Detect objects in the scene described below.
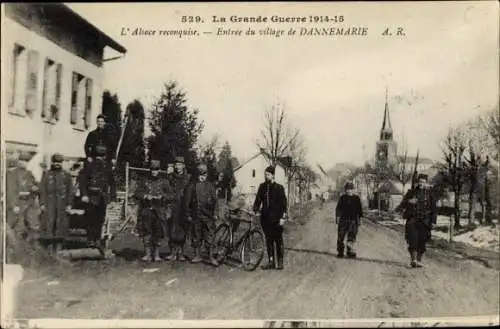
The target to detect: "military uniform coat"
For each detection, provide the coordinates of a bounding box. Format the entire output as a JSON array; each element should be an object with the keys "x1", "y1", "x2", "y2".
[
  {"x1": 167, "y1": 172, "x2": 191, "y2": 245},
  {"x1": 39, "y1": 169, "x2": 74, "y2": 239},
  {"x1": 253, "y1": 181, "x2": 287, "y2": 238},
  {"x1": 6, "y1": 167, "x2": 38, "y2": 232},
  {"x1": 135, "y1": 174, "x2": 174, "y2": 239},
  {"x1": 79, "y1": 158, "x2": 116, "y2": 205}
]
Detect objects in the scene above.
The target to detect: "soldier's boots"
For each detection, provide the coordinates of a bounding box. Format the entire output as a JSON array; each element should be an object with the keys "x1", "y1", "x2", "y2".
[
  {"x1": 141, "y1": 247, "x2": 152, "y2": 262},
  {"x1": 166, "y1": 246, "x2": 178, "y2": 261},
  {"x1": 177, "y1": 247, "x2": 187, "y2": 262},
  {"x1": 276, "y1": 257, "x2": 284, "y2": 270},
  {"x1": 191, "y1": 247, "x2": 203, "y2": 263},
  {"x1": 153, "y1": 248, "x2": 163, "y2": 262},
  {"x1": 261, "y1": 257, "x2": 275, "y2": 270},
  {"x1": 416, "y1": 252, "x2": 424, "y2": 268},
  {"x1": 337, "y1": 249, "x2": 344, "y2": 258},
  {"x1": 208, "y1": 247, "x2": 219, "y2": 267},
  {"x1": 346, "y1": 242, "x2": 357, "y2": 258}
]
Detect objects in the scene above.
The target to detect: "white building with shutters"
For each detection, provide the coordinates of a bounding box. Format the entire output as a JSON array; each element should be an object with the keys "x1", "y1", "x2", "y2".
[{"x1": 2, "y1": 3, "x2": 126, "y2": 180}]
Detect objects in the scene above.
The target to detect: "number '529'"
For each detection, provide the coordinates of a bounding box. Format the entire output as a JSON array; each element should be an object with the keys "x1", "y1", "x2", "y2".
[{"x1": 181, "y1": 16, "x2": 203, "y2": 23}]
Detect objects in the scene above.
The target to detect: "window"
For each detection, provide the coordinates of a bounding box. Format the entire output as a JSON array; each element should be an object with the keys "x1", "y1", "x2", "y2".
[
  {"x1": 9, "y1": 43, "x2": 28, "y2": 114},
  {"x1": 252, "y1": 169, "x2": 256, "y2": 178},
  {"x1": 25, "y1": 49, "x2": 40, "y2": 115},
  {"x1": 71, "y1": 72, "x2": 93, "y2": 129},
  {"x1": 42, "y1": 58, "x2": 62, "y2": 122}
]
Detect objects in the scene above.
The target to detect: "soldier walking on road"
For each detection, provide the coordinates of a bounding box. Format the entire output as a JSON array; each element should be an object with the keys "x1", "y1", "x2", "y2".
[
  {"x1": 5, "y1": 152, "x2": 39, "y2": 249},
  {"x1": 79, "y1": 145, "x2": 116, "y2": 249},
  {"x1": 39, "y1": 153, "x2": 74, "y2": 254},
  {"x1": 186, "y1": 164, "x2": 219, "y2": 266},
  {"x1": 135, "y1": 160, "x2": 174, "y2": 262},
  {"x1": 335, "y1": 182, "x2": 363, "y2": 258},
  {"x1": 253, "y1": 166, "x2": 288, "y2": 270},
  {"x1": 395, "y1": 173, "x2": 437, "y2": 268},
  {"x1": 166, "y1": 156, "x2": 191, "y2": 261}
]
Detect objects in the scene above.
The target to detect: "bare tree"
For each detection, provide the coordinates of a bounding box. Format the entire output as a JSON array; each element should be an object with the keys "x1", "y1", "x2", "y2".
[
  {"x1": 258, "y1": 101, "x2": 306, "y2": 212},
  {"x1": 392, "y1": 144, "x2": 413, "y2": 195},
  {"x1": 258, "y1": 102, "x2": 301, "y2": 166},
  {"x1": 441, "y1": 127, "x2": 467, "y2": 229},
  {"x1": 480, "y1": 106, "x2": 500, "y2": 164}
]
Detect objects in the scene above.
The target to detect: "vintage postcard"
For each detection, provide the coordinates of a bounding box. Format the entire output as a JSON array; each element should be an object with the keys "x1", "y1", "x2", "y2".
[{"x1": 1, "y1": 1, "x2": 499, "y2": 328}]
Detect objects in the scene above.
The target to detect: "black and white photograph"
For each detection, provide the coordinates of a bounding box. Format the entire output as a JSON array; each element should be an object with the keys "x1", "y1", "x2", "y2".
[{"x1": 1, "y1": 2, "x2": 499, "y2": 328}]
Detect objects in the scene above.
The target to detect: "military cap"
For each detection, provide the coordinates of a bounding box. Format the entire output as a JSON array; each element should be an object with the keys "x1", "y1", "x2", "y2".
[
  {"x1": 417, "y1": 173, "x2": 428, "y2": 180},
  {"x1": 174, "y1": 156, "x2": 185, "y2": 164},
  {"x1": 344, "y1": 182, "x2": 354, "y2": 190},
  {"x1": 265, "y1": 166, "x2": 275, "y2": 176},
  {"x1": 51, "y1": 153, "x2": 64, "y2": 163},
  {"x1": 18, "y1": 152, "x2": 32, "y2": 161}
]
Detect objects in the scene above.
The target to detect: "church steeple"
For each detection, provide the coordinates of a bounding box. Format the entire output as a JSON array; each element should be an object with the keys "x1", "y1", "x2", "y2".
[{"x1": 380, "y1": 87, "x2": 393, "y2": 141}]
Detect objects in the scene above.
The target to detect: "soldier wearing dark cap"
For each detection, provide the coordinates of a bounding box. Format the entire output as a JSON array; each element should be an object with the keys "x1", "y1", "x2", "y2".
[
  {"x1": 166, "y1": 156, "x2": 191, "y2": 261},
  {"x1": 253, "y1": 166, "x2": 288, "y2": 270},
  {"x1": 38, "y1": 153, "x2": 74, "y2": 254},
  {"x1": 5, "y1": 152, "x2": 39, "y2": 248},
  {"x1": 84, "y1": 114, "x2": 118, "y2": 165},
  {"x1": 186, "y1": 163, "x2": 219, "y2": 265},
  {"x1": 134, "y1": 160, "x2": 174, "y2": 262},
  {"x1": 335, "y1": 182, "x2": 363, "y2": 258},
  {"x1": 79, "y1": 144, "x2": 116, "y2": 248},
  {"x1": 395, "y1": 173, "x2": 437, "y2": 268}
]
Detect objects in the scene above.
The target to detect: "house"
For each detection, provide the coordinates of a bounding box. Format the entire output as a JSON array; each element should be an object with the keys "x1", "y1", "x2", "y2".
[
  {"x1": 2, "y1": 3, "x2": 127, "y2": 180},
  {"x1": 233, "y1": 148, "x2": 288, "y2": 208}
]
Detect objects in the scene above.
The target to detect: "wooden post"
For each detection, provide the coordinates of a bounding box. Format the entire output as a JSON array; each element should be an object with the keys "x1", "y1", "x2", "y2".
[{"x1": 125, "y1": 161, "x2": 129, "y2": 223}]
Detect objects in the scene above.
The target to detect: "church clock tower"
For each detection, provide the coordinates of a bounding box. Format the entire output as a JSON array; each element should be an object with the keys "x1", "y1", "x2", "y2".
[{"x1": 376, "y1": 89, "x2": 398, "y2": 169}]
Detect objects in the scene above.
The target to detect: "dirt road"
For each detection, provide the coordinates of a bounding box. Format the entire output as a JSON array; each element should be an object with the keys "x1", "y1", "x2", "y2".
[{"x1": 16, "y1": 202, "x2": 499, "y2": 319}]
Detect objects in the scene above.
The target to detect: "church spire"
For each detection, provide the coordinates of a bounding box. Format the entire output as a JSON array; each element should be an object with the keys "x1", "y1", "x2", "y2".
[{"x1": 380, "y1": 87, "x2": 393, "y2": 140}]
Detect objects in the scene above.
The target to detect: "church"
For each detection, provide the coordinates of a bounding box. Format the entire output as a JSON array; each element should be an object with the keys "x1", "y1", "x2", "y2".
[{"x1": 367, "y1": 90, "x2": 437, "y2": 210}]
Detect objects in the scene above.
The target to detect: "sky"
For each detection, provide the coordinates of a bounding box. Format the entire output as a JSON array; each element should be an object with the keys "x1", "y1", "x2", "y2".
[{"x1": 67, "y1": 2, "x2": 498, "y2": 168}]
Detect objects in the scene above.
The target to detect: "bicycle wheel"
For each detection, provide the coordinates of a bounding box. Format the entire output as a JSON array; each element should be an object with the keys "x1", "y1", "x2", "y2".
[
  {"x1": 213, "y1": 223, "x2": 231, "y2": 263},
  {"x1": 240, "y1": 229, "x2": 265, "y2": 271}
]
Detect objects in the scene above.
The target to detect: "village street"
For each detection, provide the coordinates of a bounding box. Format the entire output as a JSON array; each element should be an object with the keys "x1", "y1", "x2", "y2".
[{"x1": 15, "y1": 202, "x2": 499, "y2": 320}]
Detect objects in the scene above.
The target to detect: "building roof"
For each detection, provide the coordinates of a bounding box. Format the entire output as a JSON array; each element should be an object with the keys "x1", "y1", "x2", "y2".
[
  {"x1": 6, "y1": 3, "x2": 127, "y2": 54},
  {"x1": 234, "y1": 148, "x2": 290, "y2": 172},
  {"x1": 398, "y1": 155, "x2": 435, "y2": 165},
  {"x1": 58, "y1": 4, "x2": 127, "y2": 54}
]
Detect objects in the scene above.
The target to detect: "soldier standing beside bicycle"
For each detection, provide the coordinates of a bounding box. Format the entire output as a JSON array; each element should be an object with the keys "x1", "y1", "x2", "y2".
[
  {"x1": 253, "y1": 166, "x2": 287, "y2": 270},
  {"x1": 135, "y1": 160, "x2": 174, "y2": 262},
  {"x1": 186, "y1": 163, "x2": 219, "y2": 266}
]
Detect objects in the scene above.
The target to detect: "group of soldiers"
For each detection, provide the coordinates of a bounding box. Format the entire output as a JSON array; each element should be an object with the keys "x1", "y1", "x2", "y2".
[{"x1": 334, "y1": 173, "x2": 437, "y2": 268}]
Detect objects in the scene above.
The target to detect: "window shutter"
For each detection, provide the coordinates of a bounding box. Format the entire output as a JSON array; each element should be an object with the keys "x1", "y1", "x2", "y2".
[
  {"x1": 70, "y1": 72, "x2": 78, "y2": 124},
  {"x1": 84, "y1": 78, "x2": 93, "y2": 129},
  {"x1": 54, "y1": 64, "x2": 62, "y2": 120},
  {"x1": 25, "y1": 50, "x2": 39, "y2": 114},
  {"x1": 41, "y1": 58, "x2": 50, "y2": 119}
]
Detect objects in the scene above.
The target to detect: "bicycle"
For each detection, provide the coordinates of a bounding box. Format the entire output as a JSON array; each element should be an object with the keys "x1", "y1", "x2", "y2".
[{"x1": 213, "y1": 208, "x2": 265, "y2": 271}]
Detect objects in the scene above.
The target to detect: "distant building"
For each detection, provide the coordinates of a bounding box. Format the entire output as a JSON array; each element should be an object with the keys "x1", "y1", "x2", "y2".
[
  {"x1": 3, "y1": 3, "x2": 126, "y2": 180},
  {"x1": 375, "y1": 91, "x2": 398, "y2": 170},
  {"x1": 233, "y1": 148, "x2": 288, "y2": 208}
]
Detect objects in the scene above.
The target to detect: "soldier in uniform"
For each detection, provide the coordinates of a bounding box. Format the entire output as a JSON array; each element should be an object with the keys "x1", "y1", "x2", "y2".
[
  {"x1": 5, "y1": 152, "x2": 39, "y2": 248},
  {"x1": 79, "y1": 144, "x2": 116, "y2": 248},
  {"x1": 134, "y1": 160, "x2": 174, "y2": 262},
  {"x1": 395, "y1": 173, "x2": 437, "y2": 268},
  {"x1": 39, "y1": 153, "x2": 74, "y2": 254},
  {"x1": 253, "y1": 166, "x2": 288, "y2": 270},
  {"x1": 166, "y1": 156, "x2": 191, "y2": 261},
  {"x1": 84, "y1": 114, "x2": 118, "y2": 166},
  {"x1": 186, "y1": 163, "x2": 219, "y2": 265},
  {"x1": 335, "y1": 182, "x2": 363, "y2": 258}
]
